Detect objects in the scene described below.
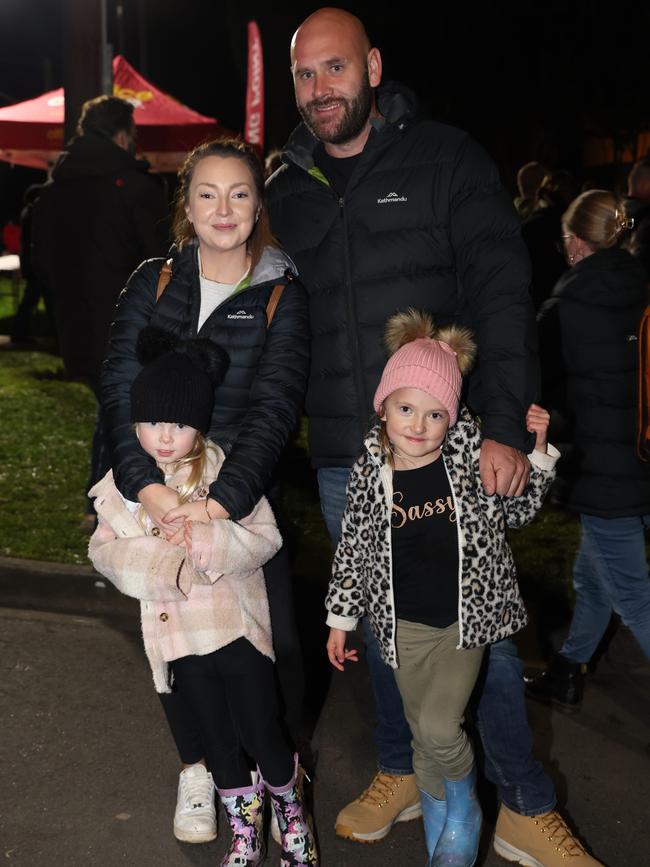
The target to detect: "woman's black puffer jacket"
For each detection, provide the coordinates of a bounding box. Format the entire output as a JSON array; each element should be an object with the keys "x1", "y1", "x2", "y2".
[
  {"x1": 538, "y1": 247, "x2": 649, "y2": 517},
  {"x1": 102, "y1": 243, "x2": 309, "y2": 521}
]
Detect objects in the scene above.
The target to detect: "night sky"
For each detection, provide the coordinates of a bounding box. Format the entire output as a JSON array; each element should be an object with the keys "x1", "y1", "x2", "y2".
[{"x1": 1, "y1": 0, "x2": 649, "y2": 220}]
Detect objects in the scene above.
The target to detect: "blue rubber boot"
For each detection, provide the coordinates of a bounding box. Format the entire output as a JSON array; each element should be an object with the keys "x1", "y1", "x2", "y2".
[
  {"x1": 420, "y1": 789, "x2": 447, "y2": 866},
  {"x1": 431, "y1": 767, "x2": 482, "y2": 867}
]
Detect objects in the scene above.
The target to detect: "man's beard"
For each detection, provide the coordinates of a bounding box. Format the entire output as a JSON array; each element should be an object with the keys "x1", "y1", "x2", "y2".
[{"x1": 298, "y1": 70, "x2": 373, "y2": 145}]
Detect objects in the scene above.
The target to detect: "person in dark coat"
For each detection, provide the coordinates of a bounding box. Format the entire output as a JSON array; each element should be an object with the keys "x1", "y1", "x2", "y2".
[
  {"x1": 521, "y1": 170, "x2": 578, "y2": 311},
  {"x1": 266, "y1": 8, "x2": 602, "y2": 867},
  {"x1": 529, "y1": 190, "x2": 650, "y2": 710},
  {"x1": 10, "y1": 184, "x2": 54, "y2": 345},
  {"x1": 102, "y1": 137, "x2": 309, "y2": 847},
  {"x1": 33, "y1": 95, "x2": 169, "y2": 381},
  {"x1": 32, "y1": 95, "x2": 170, "y2": 523},
  {"x1": 624, "y1": 157, "x2": 650, "y2": 281}
]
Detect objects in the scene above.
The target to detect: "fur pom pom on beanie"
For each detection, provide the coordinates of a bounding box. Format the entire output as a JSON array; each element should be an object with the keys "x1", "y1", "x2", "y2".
[{"x1": 373, "y1": 308, "x2": 476, "y2": 426}]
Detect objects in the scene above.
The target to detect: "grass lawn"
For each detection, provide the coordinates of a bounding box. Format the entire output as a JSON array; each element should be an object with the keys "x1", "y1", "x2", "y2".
[{"x1": 0, "y1": 350, "x2": 95, "y2": 563}]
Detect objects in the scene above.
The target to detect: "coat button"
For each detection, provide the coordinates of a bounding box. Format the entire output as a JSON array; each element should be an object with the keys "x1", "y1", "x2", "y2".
[
  {"x1": 198, "y1": 488, "x2": 208, "y2": 497},
  {"x1": 152, "y1": 527, "x2": 161, "y2": 537},
  {"x1": 159, "y1": 612, "x2": 168, "y2": 622}
]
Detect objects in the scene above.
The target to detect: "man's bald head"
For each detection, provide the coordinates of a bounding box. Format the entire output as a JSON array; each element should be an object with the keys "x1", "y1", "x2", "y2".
[
  {"x1": 290, "y1": 7, "x2": 382, "y2": 155},
  {"x1": 291, "y1": 8, "x2": 370, "y2": 64}
]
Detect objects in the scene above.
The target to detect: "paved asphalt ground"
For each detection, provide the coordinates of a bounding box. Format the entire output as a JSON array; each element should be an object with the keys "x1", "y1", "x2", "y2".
[{"x1": 1, "y1": 556, "x2": 649, "y2": 867}]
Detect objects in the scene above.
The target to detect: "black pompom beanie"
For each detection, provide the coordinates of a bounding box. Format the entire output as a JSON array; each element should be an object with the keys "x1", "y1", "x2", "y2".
[
  {"x1": 130, "y1": 352, "x2": 215, "y2": 433},
  {"x1": 130, "y1": 327, "x2": 229, "y2": 434}
]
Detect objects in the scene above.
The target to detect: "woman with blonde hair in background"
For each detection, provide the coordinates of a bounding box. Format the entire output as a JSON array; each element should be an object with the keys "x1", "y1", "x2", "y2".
[{"x1": 529, "y1": 190, "x2": 650, "y2": 710}]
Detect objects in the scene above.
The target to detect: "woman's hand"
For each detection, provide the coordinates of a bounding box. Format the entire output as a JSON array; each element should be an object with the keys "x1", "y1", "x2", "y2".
[
  {"x1": 164, "y1": 500, "x2": 210, "y2": 526},
  {"x1": 138, "y1": 484, "x2": 183, "y2": 538},
  {"x1": 327, "y1": 628, "x2": 359, "y2": 672},
  {"x1": 526, "y1": 403, "x2": 550, "y2": 454},
  {"x1": 164, "y1": 498, "x2": 231, "y2": 531}
]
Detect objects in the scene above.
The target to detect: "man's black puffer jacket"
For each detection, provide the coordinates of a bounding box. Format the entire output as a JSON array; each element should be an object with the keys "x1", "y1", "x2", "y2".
[
  {"x1": 538, "y1": 247, "x2": 650, "y2": 517},
  {"x1": 102, "y1": 244, "x2": 309, "y2": 521},
  {"x1": 267, "y1": 82, "x2": 538, "y2": 467}
]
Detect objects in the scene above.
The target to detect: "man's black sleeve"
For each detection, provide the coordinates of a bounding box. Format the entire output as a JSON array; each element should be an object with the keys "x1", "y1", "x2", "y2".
[{"x1": 448, "y1": 134, "x2": 539, "y2": 452}]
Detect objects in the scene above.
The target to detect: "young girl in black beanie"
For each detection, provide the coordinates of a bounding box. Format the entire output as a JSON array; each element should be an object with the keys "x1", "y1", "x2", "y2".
[{"x1": 89, "y1": 327, "x2": 317, "y2": 867}]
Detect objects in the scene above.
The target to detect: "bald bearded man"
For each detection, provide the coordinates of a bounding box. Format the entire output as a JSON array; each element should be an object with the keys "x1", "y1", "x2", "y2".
[{"x1": 267, "y1": 8, "x2": 603, "y2": 867}]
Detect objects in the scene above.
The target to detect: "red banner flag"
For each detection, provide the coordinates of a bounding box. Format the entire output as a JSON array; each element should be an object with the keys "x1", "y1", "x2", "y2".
[{"x1": 244, "y1": 21, "x2": 264, "y2": 151}]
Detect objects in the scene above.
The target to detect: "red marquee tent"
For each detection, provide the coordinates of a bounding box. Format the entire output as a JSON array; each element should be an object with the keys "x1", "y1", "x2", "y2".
[{"x1": 0, "y1": 55, "x2": 228, "y2": 172}]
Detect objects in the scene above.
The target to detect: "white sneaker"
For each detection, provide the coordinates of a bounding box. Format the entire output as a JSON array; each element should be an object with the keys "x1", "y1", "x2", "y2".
[{"x1": 173, "y1": 764, "x2": 217, "y2": 844}]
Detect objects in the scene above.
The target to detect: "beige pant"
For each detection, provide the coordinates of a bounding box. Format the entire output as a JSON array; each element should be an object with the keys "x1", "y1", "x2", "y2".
[{"x1": 394, "y1": 619, "x2": 484, "y2": 799}]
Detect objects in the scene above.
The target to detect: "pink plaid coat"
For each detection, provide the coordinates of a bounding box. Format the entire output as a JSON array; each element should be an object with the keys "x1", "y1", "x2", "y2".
[{"x1": 88, "y1": 444, "x2": 281, "y2": 692}]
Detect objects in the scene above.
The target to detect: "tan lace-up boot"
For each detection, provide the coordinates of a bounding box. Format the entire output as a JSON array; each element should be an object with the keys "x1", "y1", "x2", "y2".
[
  {"x1": 335, "y1": 772, "x2": 422, "y2": 843},
  {"x1": 494, "y1": 805, "x2": 604, "y2": 865}
]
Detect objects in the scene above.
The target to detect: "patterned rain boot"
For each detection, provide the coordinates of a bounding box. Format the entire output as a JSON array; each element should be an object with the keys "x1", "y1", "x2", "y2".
[
  {"x1": 263, "y1": 755, "x2": 318, "y2": 866},
  {"x1": 432, "y1": 766, "x2": 482, "y2": 867},
  {"x1": 420, "y1": 789, "x2": 447, "y2": 866},
  {"x1": 217, "y1": 772, "x2": 266, "y2": 867}
]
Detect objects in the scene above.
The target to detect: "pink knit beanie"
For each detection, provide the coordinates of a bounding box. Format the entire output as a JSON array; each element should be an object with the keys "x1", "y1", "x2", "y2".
[{"x1": 373, "y1": 336, "x2": 463, "y2": 426}]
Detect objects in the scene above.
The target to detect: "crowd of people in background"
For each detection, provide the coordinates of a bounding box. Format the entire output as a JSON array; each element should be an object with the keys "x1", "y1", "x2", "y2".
[{"x1": 1, "y1": 7, "x2": 649, "y2": 867}]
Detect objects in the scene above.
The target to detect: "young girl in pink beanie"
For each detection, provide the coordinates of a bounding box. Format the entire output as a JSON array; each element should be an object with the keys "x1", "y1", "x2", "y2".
[{"x1": 325, "y1": 308, "x2": 558, "y2": 867}]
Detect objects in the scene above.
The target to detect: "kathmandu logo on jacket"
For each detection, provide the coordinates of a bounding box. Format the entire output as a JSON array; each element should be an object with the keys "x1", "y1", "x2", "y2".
[
  {"x1": 377, "y1": 191, "x2": 408, "y2": 204},
  {"x1": 227, "y1": 309, "x2": 255, "y2": 320}
]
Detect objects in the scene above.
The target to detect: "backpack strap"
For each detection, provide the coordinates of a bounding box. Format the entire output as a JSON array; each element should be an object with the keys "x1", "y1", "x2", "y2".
[
  {"x1": 265, "y1": 283, "x2": 285, "y2": 328},
  {"x1": 155, "y1": 258, "x2": 173, "y2": 302}
]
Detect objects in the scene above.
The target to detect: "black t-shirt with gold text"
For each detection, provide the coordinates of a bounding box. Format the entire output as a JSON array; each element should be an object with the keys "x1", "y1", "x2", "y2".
[{"x1": 391, "y1": 457, "x2": 459, "y2": 627}]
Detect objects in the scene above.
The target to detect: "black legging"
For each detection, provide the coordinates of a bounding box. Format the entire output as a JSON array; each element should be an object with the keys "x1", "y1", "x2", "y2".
[
  {"x1": 159, "y1": 541, "x2": 305, "y2": 765},
  {"x1": 170, "y1": 638, "x2": 294, "y2": 789}
]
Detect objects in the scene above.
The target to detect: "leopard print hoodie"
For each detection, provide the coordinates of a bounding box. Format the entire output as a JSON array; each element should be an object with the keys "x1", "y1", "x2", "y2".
[{"x1": 326, "y1": 406, "x2": 558, "y2": 667}]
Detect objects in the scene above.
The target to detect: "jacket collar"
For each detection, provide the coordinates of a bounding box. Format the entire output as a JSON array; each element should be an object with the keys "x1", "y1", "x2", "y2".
[
  {"x1": 164, "y1": 441, "x2": 223, "y2": 489},
  {"x1": 552, "y1": 247, "x2": 646, "y2": 308},
  {"x1": 169, "y1": 243, "x2": 298, "y2": 289},
  {"x1": 281, "y1": 81, "x2": 421, "y2": 173}
]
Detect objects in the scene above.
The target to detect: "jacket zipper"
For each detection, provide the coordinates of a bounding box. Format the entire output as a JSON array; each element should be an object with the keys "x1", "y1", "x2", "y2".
[
  {"x1": 195, "y1": 275, "x2": 274, "y2": 338},
  {"x1": 340, "y1": 197, "x2": 370, "y2": 442},
  {"x1": 302, "y1": 162, "x2": 372, "y2": 444}
]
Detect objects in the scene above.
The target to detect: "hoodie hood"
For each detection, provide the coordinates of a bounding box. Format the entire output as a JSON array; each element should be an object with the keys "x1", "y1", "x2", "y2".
[{"x1": 249, "y1": 246, "x2": 298, "y2": 285}]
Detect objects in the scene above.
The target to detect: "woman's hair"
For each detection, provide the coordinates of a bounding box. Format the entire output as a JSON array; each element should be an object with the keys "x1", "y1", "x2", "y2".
[
  {"x1": 172, "y1": 137, "x2": 276, "y2": 272},
  {"x1": 563, "y1": 189, "x2": 633, "y2": 251}
]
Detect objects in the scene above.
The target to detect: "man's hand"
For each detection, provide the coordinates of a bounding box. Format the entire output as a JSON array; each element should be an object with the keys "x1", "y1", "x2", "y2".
[
  {"x1": 479, "y1": 439, "x2": 530, "y2": 498},
  {"x1": 138, "y1": 484, "x2": 183, "y2": 538},
  {"x1": 326, "y1": 628, "x2": 359, "y2": 672}
]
